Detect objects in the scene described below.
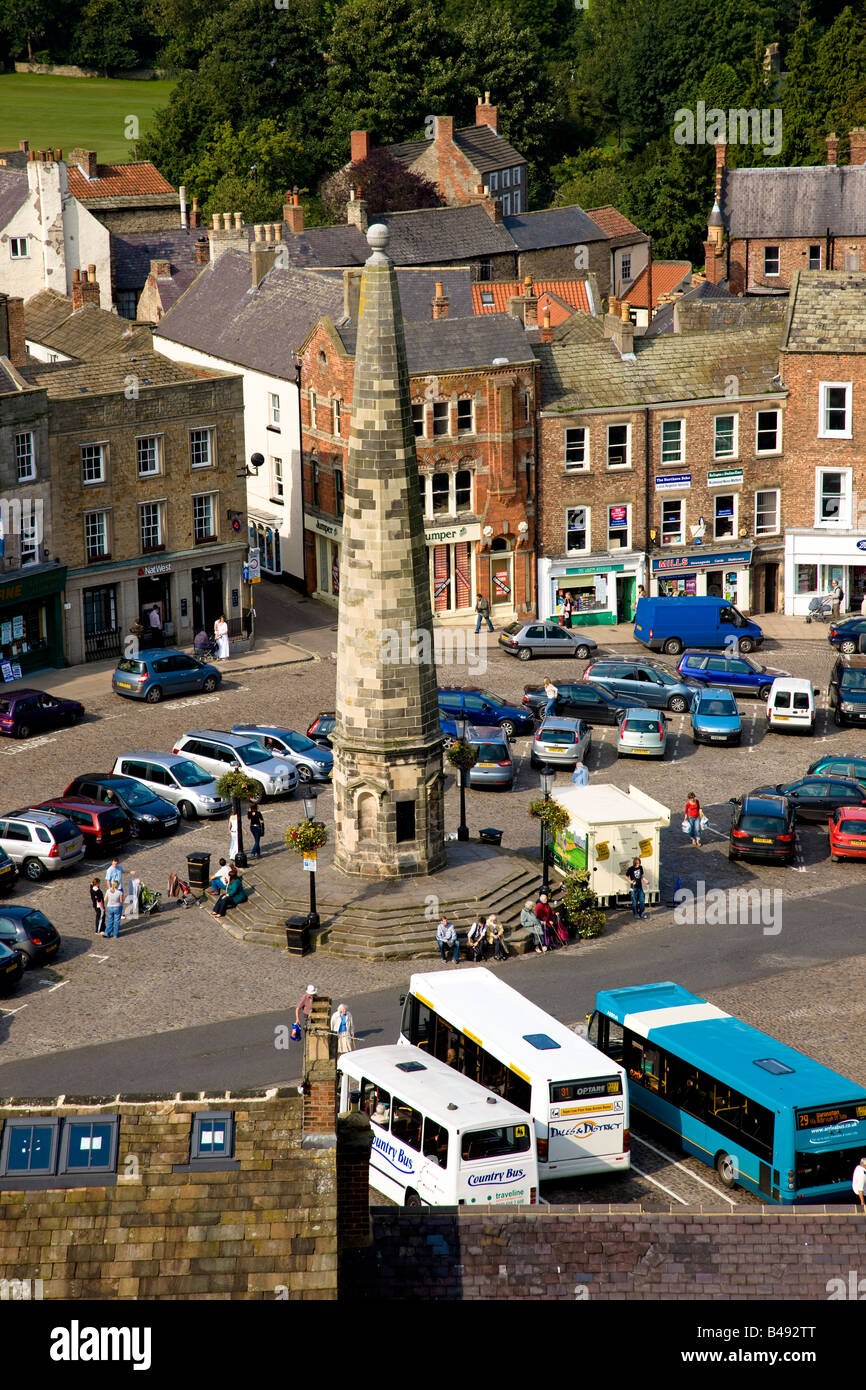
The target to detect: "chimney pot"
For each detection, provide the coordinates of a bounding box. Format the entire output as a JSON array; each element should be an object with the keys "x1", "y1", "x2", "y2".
[
  {"x1": 194, "y1": 236, "x2": 209, "y2": 266},
  {"x1": 849, "y1": 127, "x2": 866, "y2": 165},
  {"x1": 254, "y1": 224, "x2": 264, "y2": 242},
  {"x1": 72, "y1": 266, "x2": 100, "y2": 312},
  {"x1": 88, "y1": 264, "x2": 96, "y2": 280},
  {"x1": 540, "y1": 308, "x2": 553, "y2": 343},
  {"x1": 621, "y1": 299, "x2": 631, "y2": 322},
  {"x1": 212, "y1": 214, "x2": 221, "y2": 230},
  {"x1": 233, "y1": 211, "x2": 243, "y2": 231},
  {"x1": 18, "y1": 140, "x2": 28, "y2": 152},
  {"x1": 73, "y1": 268, "x2": 81, "y2": 283},
  {"x1": 222, "y1": 213, "x2": 232, "y2": 231},
  {"x1": 826, "y1": 132, "x2": 839, "y2": 166},
  {"x1": 55, "y1": 148, "x2": 62, "y2": 161}
]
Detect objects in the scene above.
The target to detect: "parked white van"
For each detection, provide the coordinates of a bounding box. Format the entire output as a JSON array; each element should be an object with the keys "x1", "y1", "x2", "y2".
[{"x1": 766, "y1": 677, "x2": 819, "y2": 734}]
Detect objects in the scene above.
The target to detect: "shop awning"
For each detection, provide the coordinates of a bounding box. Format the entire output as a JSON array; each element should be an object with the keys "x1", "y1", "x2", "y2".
[{"x1": 0, "y1": 562, "x2": 67, "y2": 606}]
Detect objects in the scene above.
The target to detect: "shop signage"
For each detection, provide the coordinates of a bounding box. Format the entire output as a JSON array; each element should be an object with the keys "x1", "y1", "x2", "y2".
[
  {"x1": 304, "y1": 512, "x2": 342, "y2": 542},
  {"x1": 857, "y1": 540, "x2": 866, "y2": 552},
  {"x1": 609, "y1": 505, "x2": 628, "y2": 528},
  {"x1": 139, "y1": 563, "x2": 172, "y2": 578},
  {"x1": 655, "y1": 473, "x2": 691, "y2": 492},
  {"x1": 424, "y1": 522, "x2": 482, "y2": 546},
  {"x1": 652, "y1": 550, "x2": 751, "y2": 573},
  {"x1": 564, "y1": 564, "x2": 624, "y2": 576},
  {"x1": 0, "y1": 565, "x2": 67, "y2": 606},
  {"x1": 708, "y1": 468, "x2": 743, "y2": 486}
]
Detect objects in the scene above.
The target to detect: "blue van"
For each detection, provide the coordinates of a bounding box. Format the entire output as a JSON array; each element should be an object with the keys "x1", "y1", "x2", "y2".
[{"x1": 634, "y1": 597, "x2": 763, "y2": 656}]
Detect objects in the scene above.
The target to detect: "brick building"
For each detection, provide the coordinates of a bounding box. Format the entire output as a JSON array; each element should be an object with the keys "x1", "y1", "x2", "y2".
[
  {"x1": 704, "y1": 133, "x2": 866, "y2": 293},
  {"x1": 536, "y1": 299, "x2": 786, "y2": 622},
  {"x1": 299, "y1": 281, "x2": 539, "y2": 624},
  {"x1": 19, "y1": 350, "x2": 247, "y2": 665},
  {"x1": 64, "y1": 148, "x2": 182, "y2": 234},
  {"x1": 779, "y1": 269, "x2": 866, "y2": 615}
]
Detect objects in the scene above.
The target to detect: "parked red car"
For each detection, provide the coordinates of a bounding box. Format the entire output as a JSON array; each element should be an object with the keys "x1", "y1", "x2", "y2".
[
  {"x1": 34, "y1": 797, "x2": 132, "y2": 854},
  {"x1": 829, "y1": 806, "x2": 866, "y2": 861}
]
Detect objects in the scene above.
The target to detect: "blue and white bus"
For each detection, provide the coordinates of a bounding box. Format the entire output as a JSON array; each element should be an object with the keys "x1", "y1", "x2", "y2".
[{"x1": 588, "y1": 981, "x2": 866, "y2": 1203}]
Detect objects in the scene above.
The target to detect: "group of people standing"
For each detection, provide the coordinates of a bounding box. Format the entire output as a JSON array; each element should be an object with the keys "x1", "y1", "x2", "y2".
[
  {"x1": 228, "y1": 804, "x2": 265, "y2": 861},
  {"x1": 89, "y1": 859, "x2": 141, "y2": 939},
  {"x1": 520, "y1": 893, "x2": 569, "y2": 953}
]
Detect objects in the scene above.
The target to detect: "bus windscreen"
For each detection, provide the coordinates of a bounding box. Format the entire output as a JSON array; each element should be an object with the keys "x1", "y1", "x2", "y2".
[{"x1": 461, "y1": 1124, "x2": 531, "y2": 1162}]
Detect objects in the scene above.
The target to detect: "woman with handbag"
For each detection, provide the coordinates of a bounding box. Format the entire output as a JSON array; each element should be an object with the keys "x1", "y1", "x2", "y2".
[
  {"x1": 562, "y1": 592, "x2": 574, "y2": 629},
  {"x1": 683, "y1": 792, "x2": 703, "y2": 846}
]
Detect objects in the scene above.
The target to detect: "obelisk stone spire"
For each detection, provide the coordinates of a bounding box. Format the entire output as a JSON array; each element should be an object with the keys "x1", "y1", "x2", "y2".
[{"x1": 332, "y1": 223, "x2": 445, "y2": 877}]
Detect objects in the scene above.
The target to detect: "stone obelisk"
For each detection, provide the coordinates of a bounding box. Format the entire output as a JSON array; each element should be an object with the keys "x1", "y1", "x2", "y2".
[{"x1": 332, "y1": 223, "x2": 446, "y2": 878}]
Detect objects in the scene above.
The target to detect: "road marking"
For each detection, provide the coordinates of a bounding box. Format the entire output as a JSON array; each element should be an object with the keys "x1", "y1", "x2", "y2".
[
  {"x1": 90, "y1": 954, "x2": 110, "y2": 962},
  {"x1": 634, "y1": 1134, "x2": 738, "y2": 1206},
  {"x1": 0, "y1": 1004, "x2": 28, "y2": 1014},
  {"x1": 629, "y1": 1161, "x2": 688, "y2": 1205},
  {"x1": 1, "y1": 736, "x2": 57, "y2": 756},
  {"x1": 47, "y1": 980, "x2": 69, "y2": 992}
]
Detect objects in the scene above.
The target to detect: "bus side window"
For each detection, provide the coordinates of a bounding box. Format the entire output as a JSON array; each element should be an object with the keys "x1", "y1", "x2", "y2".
[
  {"x1": 362, "y1": 1081, "x2": 391, "y2": 1122},
  {"x1": 391, "y1": 1098, "x2": 422, "y2": 1152},
  {"x1": 422, "y1": 1120, "x2": 449, "y2": 1168},
  {"x1": 504, "y1": 1068, "x2": 532, "y2": 1114},
  {"x1": 415, "y1": 1000, "x2": 434, "y2": 1050},
  {"x1": 606, "y1": 1019, "x2": 623, "y2": 1063}
]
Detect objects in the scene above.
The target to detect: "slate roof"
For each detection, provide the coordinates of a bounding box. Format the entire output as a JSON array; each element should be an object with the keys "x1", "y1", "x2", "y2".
[
  {"x1": 0, "y1": 361, "x2": 22, "y2": 394},
  {"x1": 23, "y1": 291, "x2": 152, "y2": 358},
  {"x1": 643, "y1": 279, "x2": 738, "y2": 337},
  {"x1": 721, "y1": 165, "x2": 866, "y2": 239},
  {"x1": 384, "y1": 124, "x2": 525, "y2": 174},
  {"x1": 20, "y1": 351, "x2": 206, "y2": 398},
  {"x1": 66, "y1": 161, "x2": 176, "y2": 201},
  {"x1": 335, "y1": 312, "x2": 535, "y2": 374},
  {"x1": 472, "y1": 279, "x2": 592, "y2": 316},
  {"x1": 381, "y1": 204, "x2": 516, "y2": 263},
  {"x1": 782, "y1": 270, "x2": 866, "y2": 354},
  {"x1": 586, "y1": 205, "x2": 648, "y2": 243},
  {"x1": 622, "y1": 261, "x2": 692, "y2": 310},
  {"x1": 0, "y1": 168, "x2": 29, "y2": 228},
  {"x1": 502, "y1": 206, "x2": 608, "y2": 249},
  {"x1": 537, "y1": 321, "x2": 782, "y2": 411},
  {"x1": 111, "y1": 229, "x2": 209, "y2": 291},
  {"x1": 277, "y1": 223, "x2": 370, "y2": 269},
  {"x1": 0, "y1": 150, "x2": 29, "y2": 171}
]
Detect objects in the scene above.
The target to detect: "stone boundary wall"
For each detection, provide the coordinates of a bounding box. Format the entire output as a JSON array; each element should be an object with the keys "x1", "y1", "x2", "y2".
[
  {"x1": 341, "y1": 1206, "x2": 866, "y2": 1300},
  {"x1": 13, "y1": 64, "x2": 169, "y2": 79}
]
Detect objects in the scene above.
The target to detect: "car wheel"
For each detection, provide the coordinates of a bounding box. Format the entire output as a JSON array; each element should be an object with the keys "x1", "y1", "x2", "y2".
[
  {"x1": 128, "y1": 821, "x2": 141, "y2": 840},
  {"x1": 177, "y1": 800, "x2": 196, "y2": 821},
  {"x1": 715, "y1": 1151, "x2": 738, "y2": 1189},
  {"x1": 202, "y1": 675, "x2": 219, "y2": 693},
  {"x1": 144, "y1": 686, "x2": 163, "y2": 704},
  {"x1": 840, "y1": 638, "x2": 858, "y2": 654},
  {"x1": 518, "y1": 647, "x2": 532, "y2": 661},
  {"x1": 16, "y1": 949, "x2": 29, "y2": 971},
  {"x1": 23, "y1": 858, "x2": 45, "y2": 882},
  {"x1": 727, "y1": 849, "x2": 737, "y2": 861},
  {"x1": 668, "y1": 695, "x2": 688, "y2": 713},
  {"x1": 16, "y1": 725, "x2": 30, "y2": 739},
  {"x1": 663, "y1": 638, "x2": 684, "y2": 655},
  {"x1": 504, "y1": 780, "x2": 514, "y2": 791},
  {"x1": 499, "y1": 720, "x2": 516, "y2": 739},
  {"x1": 758, "y1": 684, "x2": 772, "y2": 701},
  {"x1": 831, "y1": 852, "x2": 840, "y2": 862},
  {"x1": 297, "y1": 765, "x2": 313, "y2": 783},
  {"x1": 575, "y1": 644, "x2": 591, "y2": 659},
  {"x1": 442, "y1": 735, "x2": 455, "y2": 750},
  {"x1": 738, "y1": 638, "x2": 755, "y2": 654},
  {"x1": 251, "y1": 783, "x2": 267, "y2": 803}
]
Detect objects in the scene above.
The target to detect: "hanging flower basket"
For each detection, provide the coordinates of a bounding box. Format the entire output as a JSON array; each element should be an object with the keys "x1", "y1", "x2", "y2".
[
  {"x1": 527, "y1": 797, "x2": 570, "y2": 839},
  {"x1": 285, "y1": 821, "x2": 329, "y2": 855},
  {"x1": 215, "y1": 771, "x2": 264, "y2": 804},
  {"x1": 446, "y1": 740, "x2": 479, "y2": 773}
]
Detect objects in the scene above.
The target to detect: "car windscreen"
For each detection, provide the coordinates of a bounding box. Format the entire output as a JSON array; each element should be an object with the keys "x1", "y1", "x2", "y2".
[
  {"x1": 538, "y1": 729, "x2": 577, "y2": 744},
  {"x1": 116, "y1": 783, "x2": 157, "y2": 808},
  {"x1": 841, "y1": 669, "x2": 866, "y2": 690},
  {"x1": 116, "y1": 660, "x2": 145, "y2": 674},
  {"x1": 700, "y1": 699, "x2": 736, "y2": 716},
  {"x1": 837, "y1": 819, "x2": 866, "y2": 835},
  {"x1": 740, "y1": 814, "x2": 785, "y2": 834},
  {"x1": 460, "y1": 1123, "x2": 531, "y2": 1162},
  {"x1": 238, "y1": 744, "x2": 273, "y2": 766},
  {"x1": 503, "y1": 622, "x2": 522, "y2": 635},
  {"x1": 283, "y1": 732, "x2": 319, "y2": 753},
  {"x1": 473, "y1": 743, "x2": 509, "y2": 760},
  {"x1": 170, "y1": 760, "x2": 214, "y2": 787},
  {"x1": 624, "y1": 718, "x2": 660, "y2": 733}
]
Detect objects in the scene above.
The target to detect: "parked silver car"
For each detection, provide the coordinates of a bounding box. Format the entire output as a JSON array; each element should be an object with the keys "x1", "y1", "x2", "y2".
[
  {"x1": 172, "y1": 730, "x2": 298, "y2": 799},
  {"x1": 616, "y1": 708, "x2": 668, "y2": 759},
  {"x1": 530, "y1": 716, "x2": 592, "y2": 769},
  {"x1": 111, "y1": 752, "x2": 231, "y2": 820},
  {"x1": 499, "y1": 619, "x2": 599, "y2": 662},
  {"x1": 0, "y1": 810, "x2": 86, "y2": 881},
  {"x1": 465, "y1": 725, "x2": 514, "y2": 790}
]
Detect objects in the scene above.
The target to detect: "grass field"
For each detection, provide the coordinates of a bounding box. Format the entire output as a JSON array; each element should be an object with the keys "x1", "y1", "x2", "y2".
[{"x1": 0, "y1": 73, "x2": 176, "y2": 162}]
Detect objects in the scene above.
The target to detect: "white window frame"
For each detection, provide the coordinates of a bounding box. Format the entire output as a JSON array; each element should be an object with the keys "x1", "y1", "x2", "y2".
[
  {"x1": 565, "y1": 505, "x2": 590, "y2": 555},
  {"x1": 754, "y1": 488, "x2": 780, "y2": 536},
  {"x1": 332, "y1": 398, "x2": 342, "y2": 437},
  {"x1": 271, "y1": 456, "x2": 284, "y2": 499},
  {"x1": 309, "y1": 389, "x2": 317, "y2": 430},
  {"x1": 427, "y1": 470, "x2": 473, "y2": 518},
  {"x1": 755, "y1": 409, "x2": 781, "y2": 455},
  {"x1": 456, "y1": 397, "x2": 474, "y2": 434},
  {"x1": 15, "y1": 432, "x2": 35, "y2": 482},
  {"x1": 501, "y1": 192, "x2": 511, "y2": 216},
  {"x1": 660, "y1": 498, "x2": 685, "y2": 546},
  {"x1": 621, "y1": 252, "x2": 632, "y2": 283},
  {"x1": 818, "y1": 381, "x2": 852, "y2": 440},
  {"x1": 81, "y1": 442, "x2": 106, "y2": 485},
  {"x1": 501, "y1": 168, "x2": 511, "y2": 187},
  {"x1": 607, "y1": 503, "x2": 631, "y2": 550},
  {"x1": 713, "y1": 413, "x2": 738, "y2": 460},
  {"x1": 713, "y1": 491, "x2": 738, "y2": 540},
  {"x1": 763, "y1": 246, "x2": 780, "y2": 276},
  {"x1": 10, "y1": 237, "x2": 28, "y2": 259},
  {"x1": 815, "y1": 467, "x2": 852, "y2": 527},
  {"x1": 268, "y1": 392, "x2": 281, "y2": 427},
  {"x1": 139, "y1": 500, "x2": 165, "y2": 551},
  {"x1": 512, "y1": 190, "x2": 521, "y2": 214},
  {"x1": 660, "y1": 418, "x2": 684, "y2": 465},
  {"x1": 511, "y1": 166, "x2": 521, "y2": 185},
  {"x1": 606, "y1": 422, "x2": 631, "y2": 469},
  {"x1": 488, "y1": 171, "x2": 499, "y2": 192},
  {"x1": 136, "y1": 435, "x2": 161, "y2": 478},
  {"x1": 808, "y1": 244, "x2": 822, "y2": 270},
  {"x1": 564, "y1": 426, "x2": 588, "y2": 471},
  {"x1": 84, "y1": 509, "x2": 110, "y2": 561},
  {"x1": 192, "y1": 491, "x2": 218, "y2": 543},
  {"x1": 19, "y1": 510, "x2": 39, "y2": 565},
  {"x1": 190, "y1": 428, "x2": 213, "y2": 469}
]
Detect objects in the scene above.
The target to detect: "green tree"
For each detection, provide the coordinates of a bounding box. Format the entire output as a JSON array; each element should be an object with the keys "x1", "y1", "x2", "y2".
[
  {"x1": 622, "y1": 141, "x2": 713, "y2": 261},
  {"x1": 0, "y1": 0, "x2": 55, "y2": 61},
  {"x1": 188, "y1": 118, "x2": 315, "y2": 221},
  {"x1": 320, "y1": 147, "x2": 443, "y2": 220},
  {"x1": 72, "y1": 0, "x2": 151, "y2": 71},
  {"x1": 551, "y1": 148, "x2": 629, "y2": 211},
  {"x1": 144, "y1": 0, "x2": 223, "y2": 71}
]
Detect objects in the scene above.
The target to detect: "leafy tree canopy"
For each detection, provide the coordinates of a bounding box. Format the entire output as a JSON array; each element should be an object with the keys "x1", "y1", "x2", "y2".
[{"x1": 320, "y1": 147, "x2": 444, "y2": 220}]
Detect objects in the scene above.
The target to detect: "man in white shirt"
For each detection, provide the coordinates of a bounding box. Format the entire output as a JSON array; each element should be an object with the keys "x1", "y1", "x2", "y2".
[{"x1": 853, "y1": 1156, "x2": 866, "y2": 1212}]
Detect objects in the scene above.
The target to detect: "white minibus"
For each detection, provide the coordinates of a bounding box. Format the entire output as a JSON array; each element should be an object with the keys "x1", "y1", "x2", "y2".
[
  {"x1": 399, "y1": 969, "x2": 629, "y2": 1179},
  {"x1": 338, "y1": 1044, "x2": 539, "y2": 1208}
]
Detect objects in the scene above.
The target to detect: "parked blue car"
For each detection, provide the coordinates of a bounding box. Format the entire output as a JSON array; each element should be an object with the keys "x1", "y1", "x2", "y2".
[
  {"x1": 111, "y1": 648, "x2": 222, "y2": 703},
  {"x1": 690, "y1": 686, "x2": 742, "y2": 745},
  {"x1": 437, "y1": 687, "x2": 536, "y2": 739},
  {"x1": 677, "y1": 651, "x2": 789, "y2": 700}
]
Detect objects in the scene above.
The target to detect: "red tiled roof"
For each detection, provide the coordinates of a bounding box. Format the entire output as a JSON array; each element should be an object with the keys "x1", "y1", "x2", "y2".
[
  {"x1": 67, "y1": 161, "x2": 175, "y2": 200},
  {"x1": 586, "y1": 205, "x2": 645, "y2": 240},
  {"x1": 472, "y1": 279, "x2": 591, "y2": 316},
  {"x1": 623, "y1": 260, "x2": 692, "y2": 310}
]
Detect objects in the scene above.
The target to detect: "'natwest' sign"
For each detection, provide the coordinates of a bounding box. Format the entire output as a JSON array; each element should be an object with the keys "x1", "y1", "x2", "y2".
[{"x1": 138, "y1": 563, "x2": 172, "y2": 578}]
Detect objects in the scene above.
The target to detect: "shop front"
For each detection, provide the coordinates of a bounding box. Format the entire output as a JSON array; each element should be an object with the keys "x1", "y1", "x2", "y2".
[
  {"x1": 539, "y1": 553, "x2": 645, "y2": 626},
  {"x1": 650, "y1": 546, "x2": 753, "y2": 609},
  {"x1": 784, "y1": 530, "x2": 866, "y2": 617},
  {"x1": 304, "y1": 512, "x2": 342, "y2": 605},
  {"x1": 0, "y1": 563, "x2": 66, "y2": 677}
]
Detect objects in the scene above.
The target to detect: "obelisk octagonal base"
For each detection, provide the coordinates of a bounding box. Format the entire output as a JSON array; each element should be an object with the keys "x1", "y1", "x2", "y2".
[{"x1": 332, "y1": 744, "x2": 446, "y2": 878}]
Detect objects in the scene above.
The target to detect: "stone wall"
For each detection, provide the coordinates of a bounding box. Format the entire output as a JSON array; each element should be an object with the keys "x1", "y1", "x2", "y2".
[{"x1": 341, "y1": 1206, "x2": 866, "y2": 1300}]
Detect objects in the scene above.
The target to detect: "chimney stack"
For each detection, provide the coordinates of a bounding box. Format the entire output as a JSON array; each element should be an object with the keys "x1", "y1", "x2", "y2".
[
  {"x1": 284, "y1": 191, "x2": 304, "y2": 234},
  {"x1": 540, "y1": 308, "x2": 553, "y2": 343},
  {"x1": 179, "y1": 185, "x2": 188, "y2": 230},
  {"x1": 0, "y1": 293, "x2": 26, "y2": 366},
  {"x1": 849, "y1": 127, "x2": 866, "y2": 166},
  {"x1": 222, "y1": 213, "x2": 232, "y2": 231},
  {"x1": 190, "y1": 196, "x2": 200, "y2": 228},
  {"x1": 475, "y1": 92, "x2": 499, "y2": 133},
  {"x1": 350, "y1": 130, "x2": 371, "y2": 163},
  {"x1": 18, "y1": 140, "x2": 28, "y2": 153},
  {"x1": 72, "y1": 266, "x2": 100, "y2": 312},
  {"x1": 70, "y1": 148, "x2": 98, "y2": 178},
  {"x1": 826, "y1": 132, "x2": 839, "y2": 166},
  {"x1": 194, "y1": 236, "x2": 209, "y2": 266},
  {"x1": 713, "y1": 142, "x2": 727, "y2": 198},
  {"x1": 435, "y1": 116, "x2": 454, "y2": 146},
  {"x1": 431, "y1": 280, "x2": 449, "y2": 319},
  {"x1": 150, "y1": 258, "x2": 171, "y2": 278},
  {"x1": 251, "y1": 239, "x2": 276, "y2": 288},
  {"x1": 212, "y1": 214, "x2": 220, "y2": 230},
  {"x1": 346, "y1": 187, "x2": 368, "y2": 233},
  {"x1": 612, "y1": 300, "x2": 634, "y2": 356},
  {"x1": 343, "y1": 267, "x2": 363, "y2": 321},
  {"x1": 233, "y1": 211, "x2": 243, "y2": 231}
]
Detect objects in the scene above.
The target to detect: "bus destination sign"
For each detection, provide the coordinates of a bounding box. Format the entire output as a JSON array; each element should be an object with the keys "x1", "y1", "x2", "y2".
[{"x1": 796, "y1": 1102, "x2": 866, "y2": 1130}]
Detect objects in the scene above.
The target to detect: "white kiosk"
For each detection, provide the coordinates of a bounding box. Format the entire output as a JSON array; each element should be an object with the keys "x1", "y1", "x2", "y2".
[{"x1": 549, "y1": 783, "x2": 670, "y2": 906}]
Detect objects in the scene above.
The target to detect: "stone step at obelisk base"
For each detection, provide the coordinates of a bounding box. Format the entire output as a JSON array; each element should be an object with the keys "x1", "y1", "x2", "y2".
[{"x1": 202, "y1": 841, "x2": 549, "y2": 960}]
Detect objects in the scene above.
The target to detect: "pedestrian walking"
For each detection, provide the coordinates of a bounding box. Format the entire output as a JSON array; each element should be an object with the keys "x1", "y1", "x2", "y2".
[
  {"x1": 436, "y1": 917, "x2": 459, "y2": 963},
  {"x1": 521, "y1": 899, "x2": 546, "y2": 954},
  {"x1": 486, "y1": 914, "x2": 507, "y2": 961},
  {"x1": 474, "y1": 593, "x2": 494, "y2": 633},
  {"x1": 330, "y1": 1003, "x2": 356, "y2": 1054},
  {"x1": 214, "y1": 614, "x2": 230, "y2": 661},
  {"x1": 467, "y1": 917, "x2": 486, "y2": 962},
  {"x1": 683, "y1": 792, "x2": 704, "y2": 846},
  {"x1": 90, "y1": 878, "x2": 105, "y2": 934},
  {"x1": 860, "y1": 591, "x2": 866, "y2": 618},
  {"x1": 562, "y1": 592, "x2": 573, "y2": 629},
  {"x1": 831, "y1": 578, "x2": 844, "y2": 617},
  {"x1": 543, "y1": 677, "x2": 558, "y2": 718},
  {"x1": 148, "y1": 605, "x2": 163, "y2": 646},
  {"x1": 624, "y1": 857, "x2": 648, "y2": 919},
  {"x1": 853, "y1": 1156, "x2": 866, "y2": 1213},
  {"x1": 535, "y1": 892, "x2": 557, "y2": 950},
  {"x1": 104, "y1": 883, "x2": 124, "y2": 939},
  {"x1": 571, "y1": 759, "x2": 589, "y2": 787},
  {"x1": 229, "y1": 810, "x2": 239, "y2": 860},
  {"x1": 124, "y1": 869, "x2": 142, "y2": 920},
  {"x1": 294, "y1": 984, "x2": 317, "y2": 1032},
  {"x1": 247, "y1": 803, "x2": 264, "y2": 858},
  {"x1": 105, "y1": 858, "x2": 124, "y2": 894}
]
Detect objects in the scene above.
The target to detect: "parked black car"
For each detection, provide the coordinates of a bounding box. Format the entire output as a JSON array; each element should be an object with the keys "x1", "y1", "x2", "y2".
[
  {"x1": 0, "y1": 940, "x2": 23, "y2": 993},
  {"x1": 0, "y1": 689, "x2": 84, "y2": 739},
  {"x1": 0, "y1": 847, "x2": 16, "y2": 895},
  {"x1": 0, "y1": 906, "x2": 61, "y2": 967},
  {"x1": 523, "y1": 681, "x2": 646, "y2": 726},
  {"x1": 827, "y1": 655, "x2": 866, "y2": 726},
  {"x1": 728, "y1": 793, "x2": 795, "y2": 864},
  {"x1": 751, "y1": 776, "x2": 866, "y2": 823},
  {"x1": 307, "y1": 713, "x2": 336, "y2": 749},
  {"x1": 63, "y1": 775, "x2": 180, "y2": 838}
]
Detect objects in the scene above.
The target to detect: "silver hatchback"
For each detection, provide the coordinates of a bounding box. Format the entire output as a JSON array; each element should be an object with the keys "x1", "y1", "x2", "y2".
[
  {"x1": 530, "y1": 717, "x2": 592, "y2": 769},
  {"x1": 465, "y1": 726, "x2": 514, "y2": 790},
  {"x1": 111, "y1": 752, "x2": 231, "y2": 820},
  {"x1": 616, "y1": 708, "x2": 668, "y2": 759}
]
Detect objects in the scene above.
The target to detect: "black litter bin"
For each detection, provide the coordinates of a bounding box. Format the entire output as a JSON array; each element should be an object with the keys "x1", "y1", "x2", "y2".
[
  {"x1": 479, "y1": 827, "x2": 503, "y2": 846},
  {"x1": 186, "y1": 851, "x2": 211, "y2": 891},
  {"x1": 285, "y1": 914, "x2": 311, "y2": 956}
]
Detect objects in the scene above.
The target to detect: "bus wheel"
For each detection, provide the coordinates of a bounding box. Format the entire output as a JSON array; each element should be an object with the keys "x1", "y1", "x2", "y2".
[
  {"x1": 405, "y1": 1190, "x2": 423, "y2": 1208},
  {"x1": 715, "y1": 1151, "x2": 737, "y2": 1188}
]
